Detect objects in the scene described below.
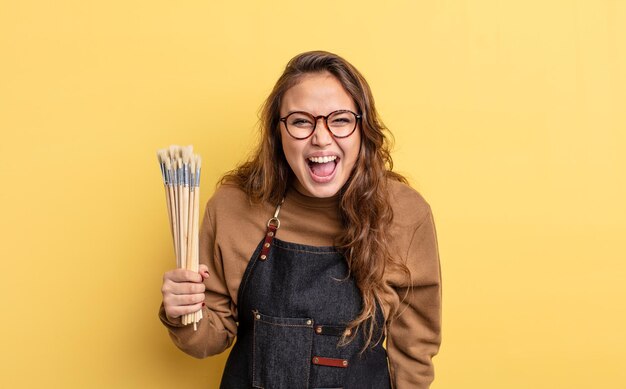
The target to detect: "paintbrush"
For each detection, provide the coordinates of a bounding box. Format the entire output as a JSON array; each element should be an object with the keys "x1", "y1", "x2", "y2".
[{"x1": 157, "y1": 145, "x2": 203, "y2": 330}]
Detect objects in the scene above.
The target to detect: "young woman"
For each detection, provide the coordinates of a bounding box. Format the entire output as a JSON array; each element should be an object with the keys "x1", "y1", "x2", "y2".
[{"x1": 159, "y1": 51, "x2": 442, "y2": 389}]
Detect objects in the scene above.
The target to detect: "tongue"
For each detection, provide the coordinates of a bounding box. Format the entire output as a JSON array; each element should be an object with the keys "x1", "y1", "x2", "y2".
[{"x1": 310, "y1": 161, "x2": 336, "y2": 177}]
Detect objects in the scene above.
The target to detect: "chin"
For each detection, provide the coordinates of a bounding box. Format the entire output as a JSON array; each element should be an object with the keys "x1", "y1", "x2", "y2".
[
  {"x1": 305, "y1": 184, "x2": 341, "y2": 198},
  {"x1": 296, "y1": 172, "x2": 344, "y2": 198}
]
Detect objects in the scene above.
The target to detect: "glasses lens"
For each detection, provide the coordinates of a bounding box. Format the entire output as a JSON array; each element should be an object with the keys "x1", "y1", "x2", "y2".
[
  {"x1": 328, "y1": 111, "x2": 357, "y2": 137},
  {"x1": 286, "y1": 112, "x2": 315, "y2": 138}
]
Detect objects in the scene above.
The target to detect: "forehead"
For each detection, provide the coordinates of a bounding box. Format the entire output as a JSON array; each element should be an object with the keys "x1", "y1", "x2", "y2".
[{"x1": 280, "y1": 72, "x2": 356, "y2": 115}]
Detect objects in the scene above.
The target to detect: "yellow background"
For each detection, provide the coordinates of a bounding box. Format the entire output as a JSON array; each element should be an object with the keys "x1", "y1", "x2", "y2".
[{"x1": 1, "y1": 1, "x2": 624, "y2": 388}]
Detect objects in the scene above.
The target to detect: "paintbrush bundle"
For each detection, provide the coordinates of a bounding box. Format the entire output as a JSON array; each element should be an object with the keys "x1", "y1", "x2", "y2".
[{"x1": 157, "y1": 145, "x2": 203, "y2": 330}]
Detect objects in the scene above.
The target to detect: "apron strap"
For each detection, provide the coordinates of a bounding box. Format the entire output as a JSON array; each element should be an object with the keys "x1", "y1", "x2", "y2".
[{"x1": 259, "y1": 199, "x2": 284, "y2": 261}]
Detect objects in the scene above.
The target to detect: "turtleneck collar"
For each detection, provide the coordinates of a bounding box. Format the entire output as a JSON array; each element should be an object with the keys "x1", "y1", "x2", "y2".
[{"x1": 284, "y1": 184, "x2": 341, "y2": 210}]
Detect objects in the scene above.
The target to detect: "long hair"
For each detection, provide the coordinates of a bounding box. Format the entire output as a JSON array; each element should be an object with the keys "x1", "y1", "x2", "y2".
[{"x1": 221, "y1": 50, "x2": 410, "y2": 350}]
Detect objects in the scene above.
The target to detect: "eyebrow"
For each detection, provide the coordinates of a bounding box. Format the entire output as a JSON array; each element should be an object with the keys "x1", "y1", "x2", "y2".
[{"x1": 283, "y1": 109, "x2": 354, "y2": 116}]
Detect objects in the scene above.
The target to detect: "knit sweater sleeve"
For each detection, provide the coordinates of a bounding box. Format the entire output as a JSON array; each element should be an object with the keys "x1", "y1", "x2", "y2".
[
  {"x1": 158, "y1": 200, "x2": 237, "y2": 358},
  {"x1": 387, "y1": 207, "x2": 442, "y2": 388}
]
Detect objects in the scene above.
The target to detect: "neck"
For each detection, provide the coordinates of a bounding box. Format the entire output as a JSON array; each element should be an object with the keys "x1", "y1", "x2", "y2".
[{"x1": 286, "y1": 184, "x2": 341, "y2": 210}]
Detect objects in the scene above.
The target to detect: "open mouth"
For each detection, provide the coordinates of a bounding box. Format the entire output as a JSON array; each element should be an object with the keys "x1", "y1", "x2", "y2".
[{"x1": 307, "y1": 155, "x2": 339, "y2": 182}]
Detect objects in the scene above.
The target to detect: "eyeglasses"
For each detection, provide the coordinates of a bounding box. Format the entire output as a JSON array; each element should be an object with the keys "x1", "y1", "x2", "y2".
[{"x1": 280, "y1": 110, "x2": 361, "y2": 140}]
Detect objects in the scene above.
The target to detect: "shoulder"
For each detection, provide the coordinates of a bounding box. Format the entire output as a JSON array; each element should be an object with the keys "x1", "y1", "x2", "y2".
[
  {"x1": 208, "y1": 182, "x2": 250, "y2": 208},
  {"x1": 205, "y1": 182, "x2": 271, "y2": 229},
  {"x1": 384, "y1": 179, "x2": 440, "y2": 289},
  {"x1": 205, "y1": 182, "x2": 254, "y2": 221},
  {"x1": 387, "y1": 178, "x2": 432, "y2": 228}
]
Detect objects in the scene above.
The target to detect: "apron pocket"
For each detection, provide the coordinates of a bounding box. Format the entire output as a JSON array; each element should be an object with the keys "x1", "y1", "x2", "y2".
[{"x1": 252, "y1": 310, "x2": 314, "y2": 389}]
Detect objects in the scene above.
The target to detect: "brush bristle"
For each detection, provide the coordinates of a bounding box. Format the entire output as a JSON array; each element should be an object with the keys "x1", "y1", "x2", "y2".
[
  {"x1": 169, "y1": 145, "x2": 180, "y2": 160},
  {"x1": 182, "y1": 147, "x2": 191, "y2": 165}
]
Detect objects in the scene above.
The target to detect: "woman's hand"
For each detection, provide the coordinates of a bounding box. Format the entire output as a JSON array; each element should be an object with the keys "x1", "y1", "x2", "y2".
[{"x1": 161, "y1": 264, "x2": 210, "y2": 322}]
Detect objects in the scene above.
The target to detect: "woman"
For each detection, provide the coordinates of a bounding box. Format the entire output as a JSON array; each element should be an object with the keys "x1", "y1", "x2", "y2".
[{"x1": 159, "y1": 50, "x2": 442, "y2": 389}]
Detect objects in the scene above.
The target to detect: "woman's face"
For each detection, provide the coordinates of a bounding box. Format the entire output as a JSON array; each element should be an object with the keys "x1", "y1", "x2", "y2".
[{"x1": 279, "y1": 72, "x2": 361, "y2": 198}]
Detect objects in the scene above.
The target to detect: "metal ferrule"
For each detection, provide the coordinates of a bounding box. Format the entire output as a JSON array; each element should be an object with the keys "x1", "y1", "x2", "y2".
[
  {"x1": 195, "y1": 168, "x2": 201, "y2": 188},
  {"x1": 159, "y1": 163, "x2": 165, "y2": 182}
]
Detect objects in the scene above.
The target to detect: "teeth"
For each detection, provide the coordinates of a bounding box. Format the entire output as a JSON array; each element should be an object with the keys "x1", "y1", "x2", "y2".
[{"x1": 308, "y1": 156, "x2": 338, "y2": 163}]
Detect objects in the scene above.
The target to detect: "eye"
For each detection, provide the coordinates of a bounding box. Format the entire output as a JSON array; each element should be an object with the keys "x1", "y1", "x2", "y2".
[
  {"x1": 288, "y1": 113, "x2": 314, "y2": 128},
  {"x1": 330, "y1": 112, "x2": 355, "y2": 125},
  {"x1": 331, "y1": 117, "x2": 351, "y2": 124},
  {"x1": 290, "y1": 118, "x2": 314, "y2": 127}
]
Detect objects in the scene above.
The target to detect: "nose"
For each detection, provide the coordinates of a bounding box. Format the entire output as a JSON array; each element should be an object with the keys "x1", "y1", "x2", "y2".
[{"x1": 311, "y1": 117, "x2": 333, "y2": 146}]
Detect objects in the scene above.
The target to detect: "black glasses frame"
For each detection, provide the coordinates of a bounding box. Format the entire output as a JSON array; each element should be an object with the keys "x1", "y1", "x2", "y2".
[{"x1": 279, "y1": 110, "x2": 361, "y2": 140}]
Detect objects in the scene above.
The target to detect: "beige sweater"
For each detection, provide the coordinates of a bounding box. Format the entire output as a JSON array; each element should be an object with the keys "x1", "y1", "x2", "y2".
[{"x1": 159, "y1": 179, "x2": 442, "y2": 389}]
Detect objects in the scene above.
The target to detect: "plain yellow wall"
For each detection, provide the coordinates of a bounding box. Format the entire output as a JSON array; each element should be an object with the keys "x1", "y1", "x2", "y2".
[{"x1": 1, "y1": 1, "x2": 625, "y2": 388}]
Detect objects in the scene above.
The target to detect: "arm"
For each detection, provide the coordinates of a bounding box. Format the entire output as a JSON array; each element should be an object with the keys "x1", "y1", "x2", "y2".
[
  {"x1": 387, "y1": 209, "x2": 442, "y2": 388},
  {"x1": 158, "y1": 203, "x2": 237, "y2": 358}
]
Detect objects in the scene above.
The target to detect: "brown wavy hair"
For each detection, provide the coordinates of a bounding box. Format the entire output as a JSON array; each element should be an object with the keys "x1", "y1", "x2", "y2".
[{"x1": 221, "y1": 50, "x2": 410, "y2": 350}]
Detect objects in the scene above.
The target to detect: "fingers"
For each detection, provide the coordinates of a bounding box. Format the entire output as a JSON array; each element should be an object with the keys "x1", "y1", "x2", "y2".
[
  {"x1": 164, "y1": 292, "x2": 206, "y2": 307},
  {"x1": 161, "y1": 267, "x2": 208, "y2": 320},
  {"x1": 162, "y1": 269, "x2": 206, "y2": 298},
  {"x1": 163, "y1": 268, "x2": 203, "y2": 283},
  {"x1": 162, "y1": 277, "x2": 206, "y2": 320},
  {"x1": 163, "y1": 280, "x2": 205, "y2": 295},
  {"x1": 164, "y1": 300, "x2": 204, "y2": 320},
  {"x1": 198, "y1": 264, "x2": 210, "y2": 280}
]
